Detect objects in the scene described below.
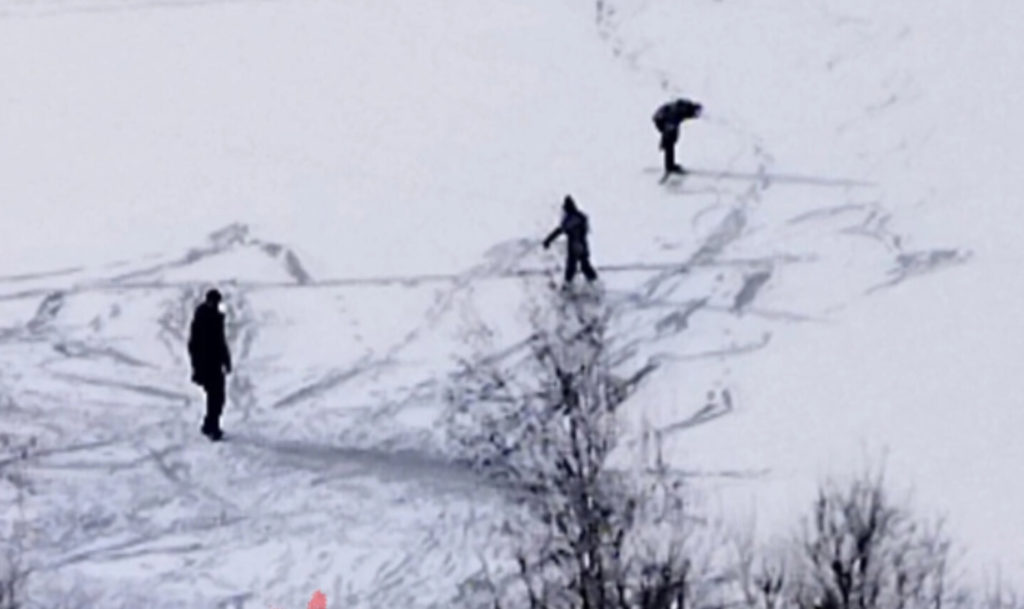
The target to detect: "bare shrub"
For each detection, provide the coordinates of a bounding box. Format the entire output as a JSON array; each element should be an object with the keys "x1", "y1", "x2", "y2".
[
  {"x1": 0, "y1": 434, "x2": 33, "y2": 609},
  {"x1": 970, "y1": 576, "x2": 1024, "y2": 609},
  {"x1": 445, "y1": 284, "x2": 1021, "y2": 609},
  {"x1": 0, "y1": 550, "x2": 28, "y2": 609},
  {"x1": 790, "y1": 469, "x2": 964, "y2": 609},
  {"x1": 730, "y1": 533, "x2": 790, "y2": 609},
  {"x1": 445, "y1": 290, "x2": 729, "y2": 609}
]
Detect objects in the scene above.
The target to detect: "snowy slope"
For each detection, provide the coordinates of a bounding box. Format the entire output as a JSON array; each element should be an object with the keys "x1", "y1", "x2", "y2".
[
  {"x1": 0, "y1": 1, "x2": 687, "y2": 606},
  {"x1": 1, "y1": 0, "x2": 1022, "y2": 605},
  {"x1": 600, "y1": 0, "x2": 1024, "y2": 585}
]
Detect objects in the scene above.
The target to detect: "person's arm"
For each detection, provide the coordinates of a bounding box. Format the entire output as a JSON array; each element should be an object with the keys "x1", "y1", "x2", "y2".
[
  {"x1": 543, "y1": 225, "x2": 564, "y2": 249},
  {"x1": 653, "y1": 104, "x2": 671, "y2": 131},
  {"x1": 186, "y1": 316, "x2": 198, "y2": 361},
  {"x1": 218, "y1": 316, "x2": 232, "y2": 373},
  {"x1": 680, "y1": 100, "x2": 702, "y2": 122}
]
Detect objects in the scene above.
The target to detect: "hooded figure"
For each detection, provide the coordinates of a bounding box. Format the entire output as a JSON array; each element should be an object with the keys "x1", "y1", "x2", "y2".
[
  {"x1": 653, "y1": 98, "x2": 702, "y2": 175},
  {"x1": 543, "y1": 196, "x2": 598, "y2": 286},
  {"x1": 188, "y1": 289, "x2": 232, "y2": 441}
]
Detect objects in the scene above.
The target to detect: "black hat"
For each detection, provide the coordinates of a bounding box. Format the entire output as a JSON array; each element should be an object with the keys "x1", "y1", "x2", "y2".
[{"x1": 205, "y1": 289, "x2": 222, "y2": 304}]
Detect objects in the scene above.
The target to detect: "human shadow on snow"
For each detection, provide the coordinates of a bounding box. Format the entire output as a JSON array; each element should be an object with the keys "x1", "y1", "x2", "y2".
[
  {"x1": 648, "y1": 166, "x2": 874, "y2": 188},
  {"x1": 227, "y1": 434, "x2": 491, "y2": 493}
]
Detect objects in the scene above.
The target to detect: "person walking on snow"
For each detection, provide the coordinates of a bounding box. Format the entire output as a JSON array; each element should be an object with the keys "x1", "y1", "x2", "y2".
[
  {"x1": 653, "y1": 98, "x2": 702, "y2": 176},
  {"x1": 543, "y1": 195, "x2": 598, "y2": 286},
  {"x1": 188, "y1": 289, "x2": 232, "y2": 441}
]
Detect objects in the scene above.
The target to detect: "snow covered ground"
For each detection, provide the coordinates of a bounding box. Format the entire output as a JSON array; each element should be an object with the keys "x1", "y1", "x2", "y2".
[
  {"x1": 1, "y1": 0, "x2": 1021, "y2": 606},
  {"x1": 598, "y1": 0, "x2": 1024, "y2": 585}
]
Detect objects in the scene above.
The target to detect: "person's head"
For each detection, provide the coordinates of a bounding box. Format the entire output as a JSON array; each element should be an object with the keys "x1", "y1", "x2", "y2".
[
  {"x1": 205, "y1": 289, "x2": 222, "y2": 306},
  {"x1": 562, "y1": 195, "x2": 578, "y2": 214},
  {"x1": 677, "y1": 98, "x2": 702, "y2": 119}
]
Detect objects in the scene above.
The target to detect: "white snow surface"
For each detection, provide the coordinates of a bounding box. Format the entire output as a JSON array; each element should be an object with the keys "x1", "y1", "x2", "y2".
[{"x1": 1, "y1": 0, "x2": 1022, "y2": 605}]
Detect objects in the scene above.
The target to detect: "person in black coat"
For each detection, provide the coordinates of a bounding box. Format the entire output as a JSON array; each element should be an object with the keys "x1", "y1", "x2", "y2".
[
  {"x1": 188, "y1": 289, "x2": 232, "y2": 441},
  {"x1": 543, "y1": 195, "x2": 598, "y2": 286},
  {"x1": 653, "y1": 98, "x2": 702, "y2": 175}
]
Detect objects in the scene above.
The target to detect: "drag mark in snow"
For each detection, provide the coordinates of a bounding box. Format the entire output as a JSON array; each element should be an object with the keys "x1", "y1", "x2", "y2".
[
  {"x1": 48, "y1": 371, "x2": 192, "y2": 403},
  {"x1": 787, "y1": 203, "x2": 871, "y2": 225},
  {"x1": 52, "y1": 340, "x2": 152, "y2": 367},
  {"x1": 653, "y1": 298, "x2": 707, "y2": 334},
  {"x1": 732, "y1": 270, "x2": 772, "y2": 313},
  {"x1": 840, "y1": 208, "x2": 902, "y2": 251},
  {"x1": 271, "y1": 362, "x2": 379, "y2": 410},
  {"x1": 688, "y1": 207, "x2": 749, "y2": 266},
  {"x1": 0, "y1": 266, "x2": 83, "y2": 284},
  {"x1": 686, "y1": 167, "x2": 874, "y2": 189},
  {"x1": 660, "y1": 389, "x2": 734, "y2": 437},
  {"x1": 868, "y1": 248, "x2": 971, "y2": 294},
  {"x1": 655, "y1": 332, "x2": 772, "y2": 364},
  {"x1": 107, "y1": 223, "x2": 314, "y2": 286},
  {"x1": 27, "y1": 291, "x2": 65, "y2": 333}
]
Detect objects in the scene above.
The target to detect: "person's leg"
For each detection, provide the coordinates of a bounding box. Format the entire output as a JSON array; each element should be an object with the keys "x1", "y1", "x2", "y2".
[
  {"x1": 203, "y1": 378, "x2": 225, "y2": 436},
  {"x1": 202, "y1": 384, "x2": 215, "y2": 434},
  {"x1": 664, "y1": 131, "x2": 683, "y2": 173},
  {"x1": 565, "y1": 251, "x2": 579, "y2": 284},
  {"x1": 662, "y1": 134, "x2": 675, "y2": 172},
  {"x1": 670, "y1": 139, "x2": 683, "y2": 172},
  {"x1": 581, "y1": 255, "x2": 598, "y2": 282},
  {"x1": 210, "y1": 379, "x2": 225, "y2": 434}
]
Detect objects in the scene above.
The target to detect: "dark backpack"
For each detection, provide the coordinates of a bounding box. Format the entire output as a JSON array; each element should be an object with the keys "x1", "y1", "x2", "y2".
[
  {"x1": 653, "y1": 99, "x2": 701, "y2": 131},
  {"x1": 653, "y1": 104, "x2": 673, "y2": 131}
]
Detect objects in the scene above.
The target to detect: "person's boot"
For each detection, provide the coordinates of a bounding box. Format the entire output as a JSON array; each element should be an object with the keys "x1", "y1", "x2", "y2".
[{"x1": 201, "y1": 420, "x2": 222, "y2": 441}]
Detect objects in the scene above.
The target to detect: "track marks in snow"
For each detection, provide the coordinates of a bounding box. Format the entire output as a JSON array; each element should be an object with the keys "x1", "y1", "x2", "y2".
[
  {"x1": 0, "y1": 168, "x2": 969, "y2": 607},
  {"x1": 271, "y1": 362, "x2": 382, "y2": 411},
  {"x1": 660, "y1": 388, "x2": 734, "y2": 437},
  {"x1": 109, "y1": 223, "x2": 315, "y2": 286},
  {"x1": 686, "y1": 167, "x2": 875, "y2": 189},
  {"x1": 52, "y1": 340, "x2": 152, "y2": 368},
  {"x1": 26, "y1": 291, "x2": 65, "y2": 334},
  {"x1": 49, "y1": 372, "x2": 192, "y2": 403},
  {"x1": 654, "y1": 297, "x2": 707, "y2": 334},
  {"x1": 870, "y1": 248, "x2": 971, "y2": 294},
  {"x1": 732, "y1": 271, "x2": 772, "y2": 313}
]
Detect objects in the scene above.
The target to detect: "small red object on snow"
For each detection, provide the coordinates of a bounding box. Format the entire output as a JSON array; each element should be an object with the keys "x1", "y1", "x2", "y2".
[{"x1": 308, "y1": 590, "x2": 327, "y2": 609}]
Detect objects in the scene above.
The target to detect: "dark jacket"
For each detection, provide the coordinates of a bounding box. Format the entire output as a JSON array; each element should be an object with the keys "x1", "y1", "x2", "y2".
[
  {"x1": 653, "y1": 99, "x2": 702, "y2": 135},
  {"x1": 544, "y1": 209, "x2": 590, "y2": 256},
  {"x1": 188, "y1": 302, "x2": 231, "y2": 385}
]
